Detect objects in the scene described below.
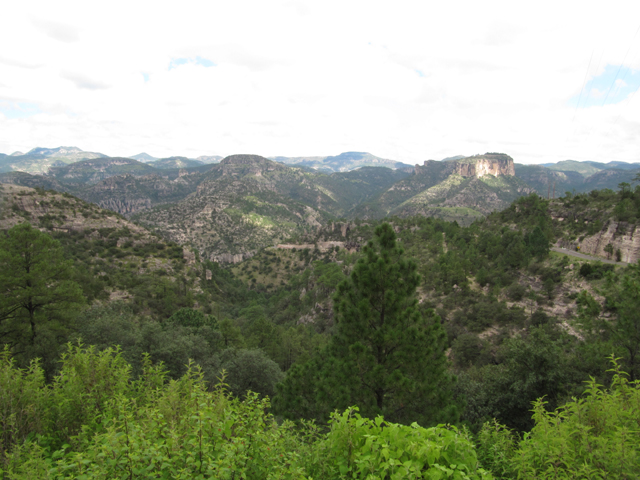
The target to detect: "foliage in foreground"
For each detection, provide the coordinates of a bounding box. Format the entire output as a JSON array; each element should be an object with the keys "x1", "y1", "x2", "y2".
[
  {"x1": 4, "y1": 346, "x2": 640, "y2": 479},
  {"x1": 476, "y1": 358, "x2": 640, "y2": 479},
  {"x1": 0, "y1": 345, "x2": 490, "y2": 479}
]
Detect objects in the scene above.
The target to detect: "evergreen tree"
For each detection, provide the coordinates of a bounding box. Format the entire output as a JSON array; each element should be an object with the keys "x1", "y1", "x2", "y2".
[
  {"x1": 526, "y1": 225, "x2": 550, "y2": 259},
  {"x1": 0, "y1": 223, "x2": 85, "y2": 354},
  {"x1": 275, "y1": 223, "x2": 458, "y2": 426}
]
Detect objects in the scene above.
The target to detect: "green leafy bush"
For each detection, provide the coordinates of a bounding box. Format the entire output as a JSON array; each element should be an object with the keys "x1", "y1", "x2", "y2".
[
  {"x1": 1, "y1": 346, "x2": 492, "y2": 479},
  {"x1": 474, "y1": 358, "x2": 640, "y2": 479},
  {"x1": 512, "y1": 359, "x2": 640, "y2": 478},
  {"x1": 310, "y1": 407, "x2": 492, "y2": 479}
]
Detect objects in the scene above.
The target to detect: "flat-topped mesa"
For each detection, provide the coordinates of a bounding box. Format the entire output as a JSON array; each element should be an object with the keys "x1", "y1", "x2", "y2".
[{"x1": 450, "y1": 153, "x2": 515, "y2": 178}]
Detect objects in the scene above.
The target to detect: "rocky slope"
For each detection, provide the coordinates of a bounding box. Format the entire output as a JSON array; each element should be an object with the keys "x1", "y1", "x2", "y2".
[
  {"x1": 549, "y1": 195, "x2": 640, "y2": 264},
  {"x1": 76, "y1": 169, "x2": 210, "y2": 215},
  {"x1": 571, "y1": 221, "x2": 639, "y2": 263},
  {"x1": 0, "y1": 171, "x2": 72, "y2": 193},
  {"x1": 0, "y1": 183, "x2": 145, "y2": 235}
]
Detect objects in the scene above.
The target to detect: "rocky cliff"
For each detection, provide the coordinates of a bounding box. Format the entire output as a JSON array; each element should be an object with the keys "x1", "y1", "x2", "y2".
[
  {"x1": 453, "y1": 153, "x2": 516, "y2": 177},
  {"x1": 556, "y1": 220, "x2": 640, "y2": 263}
]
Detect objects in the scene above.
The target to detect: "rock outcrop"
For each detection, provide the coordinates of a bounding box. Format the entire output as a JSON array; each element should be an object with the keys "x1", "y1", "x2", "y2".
[
  {"x1": 556, "y1": 220, "x2": 640, "y2": 263},
  {"x1": 454, "y1": 154, "x2": 516, "y2": 177},
  {"x1": 412, "y1": 153, "x2": 515, "y2": 180},
  {"x1": 213, "y1": 252, "x2": 256, "y2": 264}
]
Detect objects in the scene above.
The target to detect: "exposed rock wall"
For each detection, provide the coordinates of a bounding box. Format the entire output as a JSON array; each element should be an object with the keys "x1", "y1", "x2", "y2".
[
  {"x1": 98, "y1": 198, "x2": 152, "y2": 214},
  {"x1": 213, "y1": 251, "x2": 256, "y2": 264},
  {"x1": 454, "y1": 155, "x2": 515, "y2": 178},
  {"x1": 556, "y1": 220, "x2": 640, "y2": 263}
]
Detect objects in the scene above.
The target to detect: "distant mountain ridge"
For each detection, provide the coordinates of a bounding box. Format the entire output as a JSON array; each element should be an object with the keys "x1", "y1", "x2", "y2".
[
  {"x1": 128, "y1": 153, "x2": 223, "y2": 165},
  {"x1": 129, "y1": 152, "x2": 158, "y2": 163},
  {"x1": 270, "y1": 151, "x2": 413, "y2": 172},
  {"x1": 0, "y1": 146, "x2": 106, "y2": 174},
  {"x1": 152, "y1": 157, "x2": 204, "y2": 169}
]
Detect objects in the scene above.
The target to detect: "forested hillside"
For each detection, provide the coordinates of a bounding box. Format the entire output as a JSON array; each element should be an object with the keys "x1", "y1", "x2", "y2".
[{"x1": 2, "y1": 181, "x2": 640, "y2": 478}]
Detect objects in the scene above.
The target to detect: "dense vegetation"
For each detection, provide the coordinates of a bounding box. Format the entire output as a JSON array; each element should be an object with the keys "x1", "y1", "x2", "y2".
[
  {"x1": 2, "y1": 184, "x2": 640, "y2": 477},
  {"x1": 2, "y1": 346, "x2": 638, "y2": 478}
]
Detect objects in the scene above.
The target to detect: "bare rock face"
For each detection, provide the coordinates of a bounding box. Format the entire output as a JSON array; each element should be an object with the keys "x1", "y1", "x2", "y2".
[
  {"x1": 572, "y1": 221, "x2": 640, "y2": 263},
  {"x1": 98, "y1": 198, "x2": 152, "y2": 214},
  {"x1": 414, "y1": 153, "x2": 515, "y2": 179},
  {"x1": 213, "y1": 252, "x2": 256, "y2": 264},
  {"x1": 454, "y1": 154, "x2": 516, "y2": 178},
  {"x1": 183, "y1": 248, "x2": 196, "y2": 266},
  {"x1": 329, "y1": 221, "x2": 353, "y2": 237}
]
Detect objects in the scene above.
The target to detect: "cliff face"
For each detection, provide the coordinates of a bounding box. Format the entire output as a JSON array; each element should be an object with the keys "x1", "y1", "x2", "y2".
[
  {"x1": 556, "y1": 220, "x2": 640, "y2": 263},
  {"x1": 454, "y1": 154, "x2": 516, "y2": 177}
]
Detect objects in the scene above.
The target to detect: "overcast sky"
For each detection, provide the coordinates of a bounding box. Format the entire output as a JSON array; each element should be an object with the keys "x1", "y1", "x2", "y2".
[{"x1": 1, "y1": 0, "x2": 640, "y2": 164}]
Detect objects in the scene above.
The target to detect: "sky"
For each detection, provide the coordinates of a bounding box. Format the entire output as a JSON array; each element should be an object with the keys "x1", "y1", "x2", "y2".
[{"x1": 1, "y1": 0, "x2": 640, "y2": 165}]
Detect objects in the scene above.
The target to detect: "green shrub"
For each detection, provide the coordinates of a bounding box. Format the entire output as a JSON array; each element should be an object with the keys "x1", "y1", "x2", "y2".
[
  {"x1": 511, "y1": 359, "x2": 640, "y2": 478},
  {"x1": 0, "y1": 349, "x2": 49, "y2": 463},
  {"x1": 310, "y1": 407, "x2": 492, "y2": 479},
  {"x1": 579, "y1": 262, "x2": 614, "y2": 279},
  {"x1": 506, "y1": 283, "x2": 526, "y2": 301},
  {"x1": 475, "y1": 420, "x2": 518, "y2": 479}
]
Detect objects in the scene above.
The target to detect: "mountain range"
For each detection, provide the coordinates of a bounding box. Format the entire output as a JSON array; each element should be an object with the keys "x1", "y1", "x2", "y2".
[{"x1": 1, "y1": 146, "x2": 638, "y2": 263}]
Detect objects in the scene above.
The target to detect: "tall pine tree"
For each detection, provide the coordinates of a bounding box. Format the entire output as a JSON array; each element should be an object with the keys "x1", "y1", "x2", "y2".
[
  {"x1": 275, "y1": 223, "x2": 459, "y2": 426},
  {"x1": 0, "y1": 223, "x2": 85, "y2": 355}
]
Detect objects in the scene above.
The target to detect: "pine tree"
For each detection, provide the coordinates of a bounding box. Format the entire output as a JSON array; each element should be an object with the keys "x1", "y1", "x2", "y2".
[
  {"x1": 275, "y1": 223, "x2": 459, "y2": 426},
  {"x1": 0, "y1": 223, "x2": 85, "y2": 352}
]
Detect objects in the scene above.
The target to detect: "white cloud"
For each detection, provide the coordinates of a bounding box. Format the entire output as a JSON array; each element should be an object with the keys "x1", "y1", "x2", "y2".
[
  {"x1": 1, "y1": 0, "x2": 640, "y2": 164},
  {"x1": 31, "y1": 17, "x2": 80, "y2": 43},
  {"x1": 61, "y1": 71, "x2": 110, "y2": 90}
]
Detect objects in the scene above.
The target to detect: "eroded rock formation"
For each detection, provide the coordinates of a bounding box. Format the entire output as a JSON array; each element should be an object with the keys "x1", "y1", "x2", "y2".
[{"x1": 454, "y1": 154, "x2": 516, "y2": 177}]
